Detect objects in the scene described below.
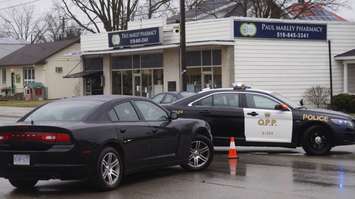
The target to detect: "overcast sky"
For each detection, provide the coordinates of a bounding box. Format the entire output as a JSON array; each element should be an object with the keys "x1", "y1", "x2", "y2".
[{"x1": 0, "y1": 0, "x2": 354, "y2": 21}]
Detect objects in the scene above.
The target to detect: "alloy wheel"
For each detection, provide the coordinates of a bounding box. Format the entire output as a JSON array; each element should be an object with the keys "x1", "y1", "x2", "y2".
[
  {"x1": 101, "y1": 152, "x2": 120, "y2": 186},
  {"x1": 187, "y1": 140, "x2": 210, "y2": 168}
]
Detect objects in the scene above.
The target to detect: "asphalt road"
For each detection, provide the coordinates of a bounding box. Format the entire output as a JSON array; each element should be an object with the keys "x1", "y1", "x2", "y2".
[{"x1": 0, "y1": 115, "x2": 355, "y2": 199}]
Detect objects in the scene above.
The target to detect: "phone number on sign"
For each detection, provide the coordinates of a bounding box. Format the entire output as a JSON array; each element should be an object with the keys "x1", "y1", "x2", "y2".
[{"x1": 276, "y1": 32, "x2": 310, "y2": 39}]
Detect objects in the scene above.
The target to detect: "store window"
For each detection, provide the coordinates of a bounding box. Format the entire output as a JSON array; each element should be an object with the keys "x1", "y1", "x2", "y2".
[
  {"x1": 186, "y1": 49, "x2": 222, "y2": 92},
  {"x1": 23, "y1": 67, "x2": 35, "y2": 86},
  {"x1": 112, "y1": 53, "x2": 163, "y2": 97}
]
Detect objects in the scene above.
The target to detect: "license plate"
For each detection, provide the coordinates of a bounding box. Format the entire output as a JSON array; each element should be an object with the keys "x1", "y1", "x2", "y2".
[{"x1": 13, "y1": 154, "x2": 30, "y2": 166}]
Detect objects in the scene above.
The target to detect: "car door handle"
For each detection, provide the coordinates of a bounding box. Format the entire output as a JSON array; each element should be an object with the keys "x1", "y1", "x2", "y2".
[
  {"x1": 152, "y1": 129, "x2": 158, "y2": 134},
  {"x1": 119, "y1": 129, "x2": 127, "y2": 134},
  {"x1": 199, "y1": 110, "x2": 210, "y2": 114},
  {"x1": 247, "y1": 112, "x2": 259, "y2": 117}
]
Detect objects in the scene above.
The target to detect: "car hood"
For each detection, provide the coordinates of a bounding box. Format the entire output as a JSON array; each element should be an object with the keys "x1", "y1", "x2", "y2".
[{"x1": 302, "y1": 108, "x2": 352, "y2": 120}]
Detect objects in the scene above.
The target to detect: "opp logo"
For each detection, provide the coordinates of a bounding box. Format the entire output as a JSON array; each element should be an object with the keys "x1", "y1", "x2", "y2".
[
  {"x1": 258, "y1": 112, "x2": 277, "y2": 126},
  {"x1": 240, "y1": 23, "x2": 257, "y2": 37}
]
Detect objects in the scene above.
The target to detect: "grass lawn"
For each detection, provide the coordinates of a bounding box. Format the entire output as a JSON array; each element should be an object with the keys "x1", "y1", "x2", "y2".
[{"x1": 0, "y1": 100, "x2": 52, "y2": 107}]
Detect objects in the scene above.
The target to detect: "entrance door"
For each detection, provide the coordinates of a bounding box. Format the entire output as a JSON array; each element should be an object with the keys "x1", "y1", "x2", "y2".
[
  {"x1": 133, "y1": 72, "x2": 141, "y2": 96},
  {"x1": 202, "y1": 72, "x2": 213, "y2": 89},
  {"x1": 11, "y1": 73, "x2": 15, "y2": 94},
  {"x1": 244, "y1": 93, "x2": 293, "y2": 143}
]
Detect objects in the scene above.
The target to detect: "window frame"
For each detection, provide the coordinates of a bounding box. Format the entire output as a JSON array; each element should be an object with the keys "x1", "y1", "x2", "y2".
[
  {"x1": 23, "y1": 67, "x2": 35, "y2": 86},
  {"x1": 133, "y1": 100, "x2": 169, "y2": 122},
  {"x1": 108, "y1": 101, "x2": 141, "y2": 122},
  {"x1": 244, "y1": 93, "x2": 290, "y2": 111},
  {"x1": 191, "y1": 92, "x2": 242, "y2": 108}
]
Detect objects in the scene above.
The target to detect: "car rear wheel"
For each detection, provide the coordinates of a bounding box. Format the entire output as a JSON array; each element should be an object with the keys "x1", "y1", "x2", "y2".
[
  {"x1": 181, "y1": 135, "x2": 214, "y2": 171},
  {"x1": 302, "y1": 125, "x2": 332, "y2": 156},
  {"x1": 9, "y1": 178, "x2": 38, "y2": 189},
  {"x1": 91, "y1": 147, "x2": 123, "y2": 191}
]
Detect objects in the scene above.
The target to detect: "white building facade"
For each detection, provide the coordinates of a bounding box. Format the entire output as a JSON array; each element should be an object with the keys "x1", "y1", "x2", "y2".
[{"x1": 80, "y1": 17, "x2": 355, "y2": 102}]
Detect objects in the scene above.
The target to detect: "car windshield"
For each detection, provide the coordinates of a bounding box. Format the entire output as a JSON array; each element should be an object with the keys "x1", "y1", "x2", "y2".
[
  {"x1": 24, "y1": 101, "x2": 101, "y2": 122},
  {"x1": 271, "y1": 92, "x2": 301, "y2": 108}
]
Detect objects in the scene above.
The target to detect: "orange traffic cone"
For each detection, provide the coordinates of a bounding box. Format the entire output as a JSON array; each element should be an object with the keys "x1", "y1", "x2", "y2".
[{"x1": 228, "y1": 137, "x2": 238, "y2": 159}]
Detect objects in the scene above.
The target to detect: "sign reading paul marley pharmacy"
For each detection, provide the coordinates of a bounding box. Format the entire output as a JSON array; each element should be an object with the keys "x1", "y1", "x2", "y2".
[
  {"x1": 108, "y1": 27, "x2": 162, "y2": 48},
  {"x1": 234, "y1": 21, "x2": 327, "y2": 40}
]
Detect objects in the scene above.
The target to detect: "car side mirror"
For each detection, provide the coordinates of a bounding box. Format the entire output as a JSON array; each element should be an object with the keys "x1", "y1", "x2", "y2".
[
  {"x1": 299, "y1": 99, "x2": 304, "y2": 106},
  {"x1": 275, "y1": 104, "x2": 289, "y2": 111},
  {"x1": 169, "y1": 112, "x2": 178, "y2": 120}
]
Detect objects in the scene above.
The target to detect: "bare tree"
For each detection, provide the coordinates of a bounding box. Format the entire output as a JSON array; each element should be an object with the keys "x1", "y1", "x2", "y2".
[
  {"x1": 61, "y1": 0, "x2": 140, "y2": 33},
  {"x1": 185, "y1": 0, "x2": 348, "y2": 19},
  {"x1": 304, "y1": 86, "x2": 330, "y2": 108},
  {"x1": 134, "y1": 0, "x2": 175, "y2": 19},
  {"x1": 45, "y1": 4, "x2": 82, "y2": 41},
  {"x1": 0, "y1": 6, "x2": 47, "y2": 43}
]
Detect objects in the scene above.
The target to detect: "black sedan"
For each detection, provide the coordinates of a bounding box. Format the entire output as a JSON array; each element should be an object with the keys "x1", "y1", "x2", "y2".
[
  {"x1": 164, "y1": 85, "x2": 355, "y2": 156},
  {"x1": 151, "y1": 92, "x2": 195, "y2": 104},
  {"x1": 0, "y1": 96, "x2": 213, "y2": 191}
]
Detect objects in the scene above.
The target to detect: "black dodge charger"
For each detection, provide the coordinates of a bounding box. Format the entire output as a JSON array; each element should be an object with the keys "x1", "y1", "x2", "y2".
[
  {"x1": 0, "y1": 96, "x2": 214, "y2": 191},
  {"x1": 165, "y1": 85, "x2": 355, "y2": 156}
]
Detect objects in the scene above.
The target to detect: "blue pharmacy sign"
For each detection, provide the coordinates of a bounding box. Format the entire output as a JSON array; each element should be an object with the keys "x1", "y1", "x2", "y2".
[
  {"x1": 108, "y1": 27, "x2": 161, "y2": 48},
  {"x1": 234, "y1": 21, "x2": 327, "y2": 40}
]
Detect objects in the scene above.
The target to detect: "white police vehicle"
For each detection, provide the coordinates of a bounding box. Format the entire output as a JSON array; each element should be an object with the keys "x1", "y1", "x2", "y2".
[{"x1": 165, "y1": 84, "x2": 355, "y2": 155}]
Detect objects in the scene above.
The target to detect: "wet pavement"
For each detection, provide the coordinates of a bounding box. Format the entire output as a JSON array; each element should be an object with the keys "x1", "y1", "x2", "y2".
[{"x1": 0, "y1": 146, "x2": 354, "y2": 199}]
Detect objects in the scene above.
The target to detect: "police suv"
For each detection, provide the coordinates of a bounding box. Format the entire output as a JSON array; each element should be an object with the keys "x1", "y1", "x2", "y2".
[{"x1": 164, "y1": 85, "x2": 355, "y2": 155}]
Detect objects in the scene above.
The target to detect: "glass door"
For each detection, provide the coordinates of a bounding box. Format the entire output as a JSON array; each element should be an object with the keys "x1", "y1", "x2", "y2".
[
  {"x1": 133, "y1": 71, "x2": 141, "y2": 96},
  {"x1": 142, "y1": 70, "x2": 152, "y2": 97},
  {"x1": 202, "y1": 71, "x2": 213, "y2": 89}
]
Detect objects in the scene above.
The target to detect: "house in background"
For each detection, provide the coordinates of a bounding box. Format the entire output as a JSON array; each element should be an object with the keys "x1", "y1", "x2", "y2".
[{"x1": 0, "y1": 38, "x2": 83, "y2": 99}]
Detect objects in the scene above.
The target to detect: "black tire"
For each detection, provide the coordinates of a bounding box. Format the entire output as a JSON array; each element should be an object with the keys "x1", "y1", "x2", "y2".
[
  {"x1": 9, "y1": 178, "x2": 38, "y2": 189},
  {"x1": 302, "y1": 125, "x2": 332, "y2": 156},
  {"x1": 91, "y1": 147, "x2": 123, "y2": 191},
  {"x1": 181, "y1": 135, "x2": 214, "y2": 171}
]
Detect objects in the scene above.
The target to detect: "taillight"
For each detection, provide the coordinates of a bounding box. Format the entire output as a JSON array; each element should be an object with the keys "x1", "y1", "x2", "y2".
[{"x1": 0, "y1": 132, "x2": 71, "y2": 144}]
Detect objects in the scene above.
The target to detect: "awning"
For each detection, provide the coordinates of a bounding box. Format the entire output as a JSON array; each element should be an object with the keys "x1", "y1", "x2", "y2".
[
  {"x1": 63, "y1": 70, "x2": 102, "y2": 78},
  {"x1": 81, "y1": 40, "x2": 234, "y2": 56},
  {"x1": 335, "y1": 48, "x2": 355, "y2": 61}
]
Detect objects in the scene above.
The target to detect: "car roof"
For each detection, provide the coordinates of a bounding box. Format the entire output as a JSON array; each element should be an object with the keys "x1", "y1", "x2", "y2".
[
  {"x1": 56, "y1": 95, "x2": 147, "y2": 103},
  {"x1": 198, "y1": 88, "x2": 272, "y2": 94}
]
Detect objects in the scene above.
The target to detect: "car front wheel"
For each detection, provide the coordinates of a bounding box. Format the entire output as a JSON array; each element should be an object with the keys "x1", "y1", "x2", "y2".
[
  {"x1": 9, "y1": 178, "x2": 38, "y2": 189},
  {"x1": 302, "y1": 125, "x2": 332, "y2": 156},
  {"x1": 181, "y1": 135, "x2": 214, "y2": 171},
  {"x1": 91, "y1": 147, "x2": 123, "y2": 191}
]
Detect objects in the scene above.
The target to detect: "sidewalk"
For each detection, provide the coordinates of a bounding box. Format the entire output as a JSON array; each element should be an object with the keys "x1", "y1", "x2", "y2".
[{"x1": 0, "y1": 107, "x2": 33, "y2": 118}]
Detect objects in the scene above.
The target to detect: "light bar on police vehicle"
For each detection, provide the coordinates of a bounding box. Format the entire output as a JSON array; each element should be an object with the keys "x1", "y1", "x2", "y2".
[{"x1": 232, "y1": 83, "x2": 251, "y2": 90}]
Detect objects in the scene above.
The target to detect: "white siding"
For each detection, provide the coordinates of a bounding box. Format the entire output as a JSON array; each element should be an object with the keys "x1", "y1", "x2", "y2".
[
  {"x1": 234, "y1": 21, "x2": 355, "y2": 103},
  {"x1": 81, "y1": 18, "x2": 233, "y2": 53}
]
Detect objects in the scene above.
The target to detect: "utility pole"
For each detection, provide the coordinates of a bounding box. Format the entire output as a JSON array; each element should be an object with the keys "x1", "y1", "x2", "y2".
[{"x1": 180, "y1": 0, "x2": 187, "y2": 91}]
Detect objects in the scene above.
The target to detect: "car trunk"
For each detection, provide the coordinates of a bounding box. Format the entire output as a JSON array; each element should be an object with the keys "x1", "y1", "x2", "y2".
[{"x1": 0, "y1": 124, "x2": 73, "y2": 151}]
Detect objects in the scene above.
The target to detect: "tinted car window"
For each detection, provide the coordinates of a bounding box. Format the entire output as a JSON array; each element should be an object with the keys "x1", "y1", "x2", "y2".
[
  {"x1": 135, "y1": 101, "x2": 168, "y2": 121},
  {"x1": 213, "y1": 93, "x2": 240, "y2": 107},
  {"x1": 152, "y1": 94, "x2": 165, "y2": 104},
  {"x1": 193, "y1": 96, "x2": 213, "y2": 106},
  {"x1": 246, "y1": 94, "x2": 279, "y2": 109},
  {"x1": 161, "y1": 94, "x2": 177, "y2": 104},
  {"x1": 24, "y1": 101, "x2": 101, "y2": 122},
  {"x1": 114, "y1": 102, "x2": 139, "y2": 121},
  {"x1": 108, "y1": 109, "x2": 119, "y2": 121}
]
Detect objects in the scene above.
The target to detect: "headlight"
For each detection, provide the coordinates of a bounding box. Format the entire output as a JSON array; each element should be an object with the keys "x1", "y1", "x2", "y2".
[{"x1": 331, "y1": 118, "x2": 354, "y2": 129}]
